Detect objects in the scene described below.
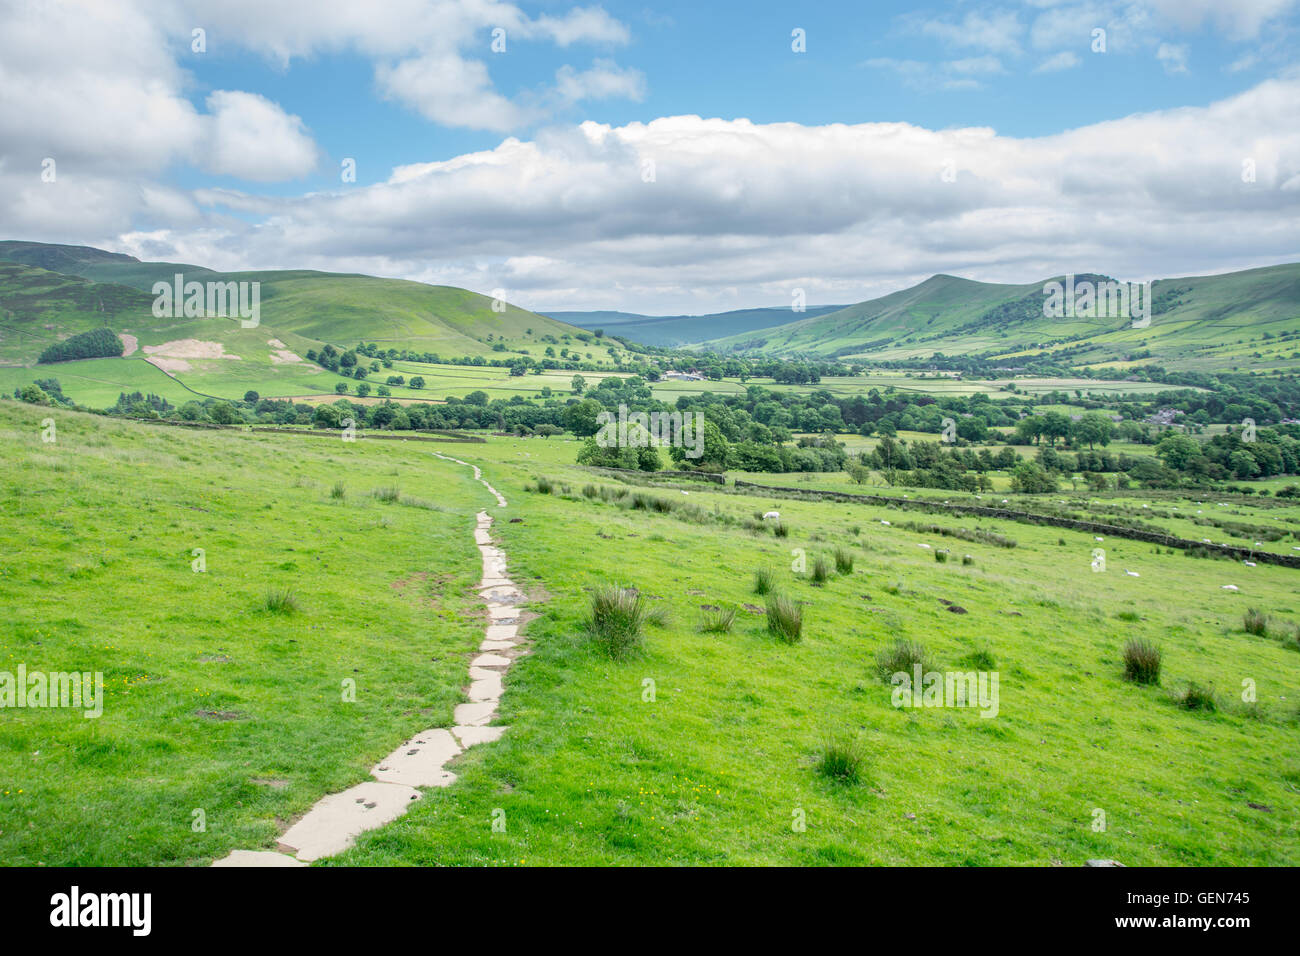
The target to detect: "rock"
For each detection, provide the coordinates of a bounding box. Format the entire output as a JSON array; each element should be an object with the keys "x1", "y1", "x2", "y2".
[{"x1": 1084, "y1": 859, "x2": 1125, "y2": 867}]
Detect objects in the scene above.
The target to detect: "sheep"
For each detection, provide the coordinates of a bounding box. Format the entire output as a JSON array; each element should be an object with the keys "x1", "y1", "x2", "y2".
[{"x1": 762, "y1": 510, "x2": 780, "y2": 520}]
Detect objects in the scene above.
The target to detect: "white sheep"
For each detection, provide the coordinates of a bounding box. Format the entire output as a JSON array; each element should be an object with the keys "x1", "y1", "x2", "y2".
[
  {"x1": 762, "y1": 511, "x2": 780, "y2": 520},
  {"x1": 1221, "y1": 585, "x2": 1239, "y2": 591}
]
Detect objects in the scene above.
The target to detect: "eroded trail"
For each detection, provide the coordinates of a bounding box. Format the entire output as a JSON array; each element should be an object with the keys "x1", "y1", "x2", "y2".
[{"x1": 214, "y1": 457, "x2": 523, "y2": 866}]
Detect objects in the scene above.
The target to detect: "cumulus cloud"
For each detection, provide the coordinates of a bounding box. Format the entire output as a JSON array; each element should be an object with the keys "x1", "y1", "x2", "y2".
[
  {"x1": 202, "y1": 91, "x2": 320, "y2": 181},
  {"x1": 1033, "y1": 51, "x2": 1081, "y2": 73},
  {"x1": 76, "y1": 76, "x2": 1300, "y2": 313}
]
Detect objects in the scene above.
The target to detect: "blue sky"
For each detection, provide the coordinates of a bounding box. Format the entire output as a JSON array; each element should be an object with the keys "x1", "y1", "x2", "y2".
[
  {"x1": 176, "y1": 1, "x2": 1291, "y2": 195},
  {"x1": 3, "y1": 1, "x2": 1299, "y2": 313}
]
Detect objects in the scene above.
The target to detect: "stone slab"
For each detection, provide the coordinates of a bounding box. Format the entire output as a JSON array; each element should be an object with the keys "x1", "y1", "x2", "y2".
[{"x1": 279, "y1": 781, "x2": 421, "y2": 862}]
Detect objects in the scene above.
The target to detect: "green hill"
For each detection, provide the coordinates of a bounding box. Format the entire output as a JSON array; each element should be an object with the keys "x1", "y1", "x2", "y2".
[
  {"x1": 0, "y1": 241, "x2": 609, "y2": 406},
  {"x1": 547, "y1": 304, "x2": 848, "y2": 347},
  {"x1": 709, "y1": 265, "x2": 1300, "y2": 372}
]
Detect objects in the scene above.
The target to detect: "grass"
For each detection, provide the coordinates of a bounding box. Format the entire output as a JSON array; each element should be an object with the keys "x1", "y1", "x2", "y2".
[
  {"x1": 875, "y1": 638, "x2": 933, "y2": 681},
  {"x1": 0, "y1": 400, "x2": 486, "y2": 865},
  {"x1": 753, "y1": 567, "x2": 775, "y2": 595},
  {"x1": 700, "y1": 606, "x2": 737, "y2": 634},
  {"x1": 765, "y1": 593, "x2": 803, "y2": 643},
  {"x1": 9, "y1": 403, "x2": 1300, "y2": 867},
  {"x1": 1244, "y1": 608, "x2": 1269, "y2": 636},
  {"x1": 585, "y1": 586, "x2": 648, "y2": 659},
  {"x1": 1174, "y1": 682, "x2": 1218, "y2": 712},
  {"x1": 811, "y1": 555, "x2": 831, "y2": 585},
  {"x1": 833, "y1": 546, "x2": 854, "y2": 574},
  {"x1": 1122, "y1": 638, "x2": 1162, "y2": 685},
  {"x1": 816, "y1": 735, "x2": 867, "y2": 785},
  {"x1": 263, "y1": 588, "x2": 299, "y2": 615}
]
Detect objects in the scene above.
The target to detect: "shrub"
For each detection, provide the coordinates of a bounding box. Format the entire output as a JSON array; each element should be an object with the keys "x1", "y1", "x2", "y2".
[
  {"x1": 753, "y1": 567, "x2": 776, "y2": 595},
  {"x1": 1174, "y1": 682, "x2": 1217, "y2": 712},
  {"x1": 536, "y1": 476, "x2": 554, "y2": 494},
  {"x1": 1243, "y1": 608, "x2": 1269, "y2": 636},
  {"x1": 816, "y1": 735, "x2": 866, "y2": 784},
  {"x1": 934, "y1": 549, "x2": 949, "y2": 563},
  {"x1": 766, "y1": 593, "x2": 802, "y2": 642},
  {"x1": 833, "y1": 547, "x2": 854, "y2": 574},
  {"x1": 586, "y1": 586, "x2": 648, "y2": 659},
  {"x1": 811, "y1": 555, "x2": 831, "y2": 585},
  {"x1": 264, "y1": 588, "x2": 299, "y2": 614},
  {"x1": 330, "y1": 481, "x2": 346, "y2": 500},
  {"x1": 876, "y1": 638, "x2": 931, "y2": 681},
  {"x1": 961, "y1": 554, "x2": 974, "y2": 566},
  {"x1": 1122, "y1": 638, "x2": 1161, "y2": 685},
  {"x1": 700, "y1": 606, "x2": 737, "y2": 634}
]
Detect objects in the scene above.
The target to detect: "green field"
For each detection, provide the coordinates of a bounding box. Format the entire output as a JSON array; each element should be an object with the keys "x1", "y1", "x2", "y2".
[{"x1": 4, "y1": 404, "x2": 1297, "y2": 866}]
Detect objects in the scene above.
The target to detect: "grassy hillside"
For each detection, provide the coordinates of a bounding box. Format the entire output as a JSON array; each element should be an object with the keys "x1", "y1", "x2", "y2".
[
  {"x1": 711, "y1": 265, "x2": 1300, "y2": 372},
  {"x1": 331, "y1": 436, "x2": 1299, "y2": 866},
  {"x1": 0, "y1": 242, "x2": 612, "y2": 407},
  {"x1": 0, "y1": 400, "x2": 488, "y2": 865},
  {"x1": 548, "y1": 304, "x2": 847, "y2": 348}
]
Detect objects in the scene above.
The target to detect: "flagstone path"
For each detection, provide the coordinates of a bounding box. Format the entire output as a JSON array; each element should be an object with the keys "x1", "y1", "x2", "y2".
[{"x1": 214, "y1": 456, "x2": 520, "y2": 866}]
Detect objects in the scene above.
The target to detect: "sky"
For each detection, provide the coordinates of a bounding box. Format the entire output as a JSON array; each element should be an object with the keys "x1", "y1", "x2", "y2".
[{"x1": 2, "y1": 0, "x2": 1299, "y2": 314}]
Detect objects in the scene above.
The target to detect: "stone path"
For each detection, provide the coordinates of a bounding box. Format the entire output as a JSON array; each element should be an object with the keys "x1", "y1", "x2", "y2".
[{"x1": 213, "y1": 458, "x2": 519, "y2": 866}]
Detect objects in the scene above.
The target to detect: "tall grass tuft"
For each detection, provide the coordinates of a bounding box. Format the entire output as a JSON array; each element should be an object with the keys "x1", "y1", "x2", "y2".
[
  {"x1": 774, "y1": 521, "x2": 789, "y2": 538},
  {"x1": 700, "y1": 606, "x2": 737, "y2": 634},
  {"x1": 371, "y1": 485, "x2": 400, "y2": 503},
  {"x1": 816, "y1": 735, "x2": 866, "y2": 784},
  {"x1": 1122, "y1": 638, "x2": 1161, "y2": 685},
  {"x1": 753, "y1": 567, "x2": 776, "y2": 595},
  {"x1": 586, "y1": 586, "x2": 648, "y2": 659},
  {"x1": 875, "y1": 638, "x2": 931, "y2": 681},
  {"x1": 934, "y1": 549, "x2": 949, "y2": 563},
  {"x1": 264, "y1": 588, "x2": 299, "y2": 615},
  {"x1": 811, "y1": 555, "x2": 831, "y2": 585},
  {"x1": 1243, "y1": 608, "x2": 1269, "y2": 636},
  {"x1": 535, "y1": 476, "x2": 554, "y2": 494},
  {"x1": 582, "y1": 484, "x2": 598, "y2": 498},
  {"x1": 766, "y1": 593, "x2": 803, "y2": 642},
  {"x1": 330, "y1": 481, "x2": 346, "y2": 500},
  {"x1": 834, "y1": 546, "x2": 854, "y2": 574},
  {"x1": 1174, "y1": 682, "x2": 1217, "y2": 712}
]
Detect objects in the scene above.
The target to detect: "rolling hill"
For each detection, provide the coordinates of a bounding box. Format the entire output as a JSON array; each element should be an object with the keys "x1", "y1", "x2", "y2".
[
  {"x1": 708, "y1": 264, "x2": 1300, "y2": 372},
  {"x1": 0, "y1": 241, "x2": 610, "y2": 406},
  {"x1": 546, "y1": 304, "x2": 848, "y2": 347}
]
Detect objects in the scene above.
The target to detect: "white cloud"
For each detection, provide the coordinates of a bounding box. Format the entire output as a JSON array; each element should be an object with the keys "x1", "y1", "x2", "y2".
[
  {"x1": 202, "y1": 91, "x2": 320, "y2": 181},
  {"x1": 913, "y1": 9, "x2": 1025, "y2": 55},
  {"x1": 53, "y1": 75, "x2": 1295, "y2": 313},
  {"x1": 1157, "y1": 42, "x2": 1190, "y2": 73},
  {"x1": 555, "y1": 60, "x2": 647, "y2": 103},
  {"x1": 1033, "y1": 51, "x2": 1081, "y2": 72}
]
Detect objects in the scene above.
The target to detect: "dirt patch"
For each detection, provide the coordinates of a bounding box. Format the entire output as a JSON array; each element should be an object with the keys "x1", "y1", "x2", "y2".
[
  {"x1": 195, "y1": 709, "x2": 246, "y2": 721},
  {"x1": 144, "y1": 339, "x2": 241, "y2": 361},
  {"x1": 119, "y1": 333, "x2": 138, "y2": 356},
  {"x1": 268, "y1": 339, "x2": 303, "y2": 364}
]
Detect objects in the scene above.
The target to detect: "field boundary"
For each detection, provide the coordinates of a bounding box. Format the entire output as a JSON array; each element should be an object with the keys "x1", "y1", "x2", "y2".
[{"x1": 732, "y1": 479, "x2": 1300, "y2": 569}]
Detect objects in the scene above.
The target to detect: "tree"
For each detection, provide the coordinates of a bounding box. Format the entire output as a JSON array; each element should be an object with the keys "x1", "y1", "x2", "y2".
[
  {"x1": 562, "y1": 398, "x2": 603, "y2": 437},
  {"x1": 243, "y1": 390, "x2": 259, "y2": 404},
  {"x1": 355, "y1": 382, "x2": 371, "y2": 397},
  {"x1": 1073, "y1": 413, "x2": 1114, "y2": 450},
  {"x1": 209, "y1": 401, "x2": 238, "y2": 424},
  {"x1": 409, "y1": 376, "x2": 425, "y2": 389},
  {"x1": 571, "y1": 374, "x2": 586, "y2": 395},
  {"x1": 1009, "y1": 461, "x2": 1057, "y2": 493},
  {"x1": 335, "y1": 382, "x2": 350, "y2": 395},
  {"x1": 465, "y1": 390, "x2": 489, "y2": 406}
]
